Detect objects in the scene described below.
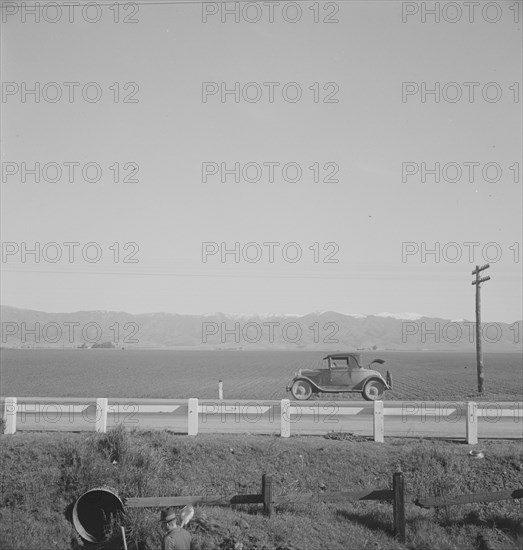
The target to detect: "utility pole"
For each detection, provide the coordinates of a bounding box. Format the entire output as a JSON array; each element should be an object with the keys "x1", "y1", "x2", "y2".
[{"x1": 471, "y1": 264, "x2": 491, "y2": 393}]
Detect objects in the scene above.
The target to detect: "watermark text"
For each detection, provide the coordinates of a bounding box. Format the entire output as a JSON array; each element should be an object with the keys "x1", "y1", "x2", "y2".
[
  {"x1": 2, "y1": 162, "x2": 140, "y2": 184},
  {"x1": 201, "y1": 321, "x2": 339, "y2": 344},
  {"x1": 402, "y1": 242, "x2": 519, "y2": 263},
  {"x1": 1, "y1": 241, "x2": 140, "y2": 263},
  {"x1": 202, "y1": 81, "x2": 339, "y2": 103},
  {"x1": 202, "y1": 241, "x2": 340, "y2": 263}
]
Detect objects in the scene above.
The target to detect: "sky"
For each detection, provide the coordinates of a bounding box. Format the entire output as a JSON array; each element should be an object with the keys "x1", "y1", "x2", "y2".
[{"x1": 1, "y1": 0, "x2": 522, "y2": 322}]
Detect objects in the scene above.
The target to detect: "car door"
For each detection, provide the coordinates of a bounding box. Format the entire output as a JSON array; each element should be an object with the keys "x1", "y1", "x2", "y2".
[
  {"x1": 329, "y1": 357, "x2": 350, "y2": 386},
  {"x1": 348, "y1": 355, "x2": 367, "y2": 387}
]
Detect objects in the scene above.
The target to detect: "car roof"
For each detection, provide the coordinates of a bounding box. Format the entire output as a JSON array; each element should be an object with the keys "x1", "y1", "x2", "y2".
[{"x1": 323, "y1": 353, "x2": 362, "y2": 360}]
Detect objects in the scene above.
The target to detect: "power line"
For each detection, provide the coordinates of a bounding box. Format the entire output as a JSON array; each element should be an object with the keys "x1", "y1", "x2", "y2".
[
  {"x1": 11, "y1": 0, "x2": 377, "y2": 5},
  {"x1": 0, "y1": 267, "x2": 387, "y2": 279},
  {"x1": 1, "y1": 266, "x2": 485, "y2": 280}
]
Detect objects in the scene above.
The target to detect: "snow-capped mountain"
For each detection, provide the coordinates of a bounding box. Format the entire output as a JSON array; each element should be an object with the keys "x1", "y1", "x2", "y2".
[
  {"x1": 1, "y1": 306, "x2": 520, "y2": 351},
  {"x1": 375, "y1": 312, "x2": 424, "y2": 321}
]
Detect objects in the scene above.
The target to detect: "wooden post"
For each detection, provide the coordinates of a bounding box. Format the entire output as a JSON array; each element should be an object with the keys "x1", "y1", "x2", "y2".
[
  {"x1": 393, "y1": 472, "x2": 406, "y2": 543},
  {"x1": 475, "y1": 275, "x2": 483, "y2": 392},
  {"x1": 262, "y1": 474, "x2": 273, "y2": 516},
  {"x1": 466, "y1": 401, "x2": 478, "y2": 445},
  {"x1": 280, "y1": 399, "x2": 291, "y2": 438},
  {"x1": 95, "y1": 398, "x2": 108, "y2": 433},
  {"x1": 373, "y1": 400, "x2": 384, "y2": 442},
  {"x1": 4, "y1": 397, "x2": 17, "y2": 434},
  {"x1": 472, "y1": 264, "x2": 490, "y2": 393},
  {"x1": 218, "y1": 380, "x2": 223, "y2": 400},
  {"x1": 188, "y1": 398, "x2": 198, "y2": 436}
]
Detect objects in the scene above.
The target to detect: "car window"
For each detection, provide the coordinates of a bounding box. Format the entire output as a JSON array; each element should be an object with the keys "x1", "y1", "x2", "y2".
[{"x1": 331, "y1": 358, "x2": 348, "y2": 368}]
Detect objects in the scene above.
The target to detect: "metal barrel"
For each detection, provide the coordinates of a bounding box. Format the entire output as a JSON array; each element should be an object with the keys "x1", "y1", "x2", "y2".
[{"x1": 72, "y1": 487, "x2": 124, "y2": 543}]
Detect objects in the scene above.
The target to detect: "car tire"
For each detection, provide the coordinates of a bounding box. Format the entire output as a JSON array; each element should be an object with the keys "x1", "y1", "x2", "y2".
[
  {"x1": 291, "y1": 380, "x2": 313, "y2": 400},
  {"x1": 386, "y1": 370, "x2": 392, "y2": 388},
  {"x1": 362, "y1": 379, "x2": 385, "y2": 401}
]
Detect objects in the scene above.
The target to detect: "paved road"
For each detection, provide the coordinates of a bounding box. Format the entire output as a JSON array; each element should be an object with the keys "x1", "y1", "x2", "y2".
[{"x1": 3, "y1": 398, "x2": 522, "y2": 439}]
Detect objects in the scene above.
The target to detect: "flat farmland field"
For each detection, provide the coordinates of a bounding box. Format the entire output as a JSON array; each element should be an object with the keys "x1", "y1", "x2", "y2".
[{"x1": 1, "y1": 349, "x2": 522, "y2": 402}]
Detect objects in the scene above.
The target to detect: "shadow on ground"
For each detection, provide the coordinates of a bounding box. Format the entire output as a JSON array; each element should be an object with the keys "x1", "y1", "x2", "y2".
[{"x1": 335, "y1": 509, "x2": 395, "y2": 537}]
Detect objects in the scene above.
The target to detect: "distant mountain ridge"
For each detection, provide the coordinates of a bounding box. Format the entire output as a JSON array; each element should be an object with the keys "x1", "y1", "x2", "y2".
[{"x1": 0, "y1": 306, "x2": 521, "y2": 351}]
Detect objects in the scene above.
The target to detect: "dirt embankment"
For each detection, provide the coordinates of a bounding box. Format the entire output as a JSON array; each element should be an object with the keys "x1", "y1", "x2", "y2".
[{"x1": 1, "y1": 429, "x2": 522, "y2": 550}]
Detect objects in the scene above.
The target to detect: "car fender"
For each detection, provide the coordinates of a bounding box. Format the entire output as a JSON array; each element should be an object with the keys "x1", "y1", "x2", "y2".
[
  {"x1": 353, "y1": 376, "x2": 389, "y2": 391},
  {"x1": 290, "y1": 376, "x2": 323, "y2": 393}
]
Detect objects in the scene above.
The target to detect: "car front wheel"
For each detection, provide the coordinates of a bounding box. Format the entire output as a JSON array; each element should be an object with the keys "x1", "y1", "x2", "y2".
[
  {"x1": 362, "y1": 380, "x2": 385, "y2": 401},
  {"x1": 291, "y1": 380, "x2": 313, "y2": 400}
]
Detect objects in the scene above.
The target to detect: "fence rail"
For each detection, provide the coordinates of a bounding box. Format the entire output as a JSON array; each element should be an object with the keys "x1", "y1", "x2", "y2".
[
  {"x1": 2, "y1": 396, "x2": 522, "y2": 443},
  {"x1": 125, "y1": 494, "x2": 264, "y2": 508},
  {"x1": 416, "y1": 488, "x2": 523, "y2": 508}
]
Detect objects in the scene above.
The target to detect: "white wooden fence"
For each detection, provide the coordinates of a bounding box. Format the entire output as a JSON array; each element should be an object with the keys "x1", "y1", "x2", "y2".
[{"x1": 3, "y1": 396, "x2": 518, "y2": 444}]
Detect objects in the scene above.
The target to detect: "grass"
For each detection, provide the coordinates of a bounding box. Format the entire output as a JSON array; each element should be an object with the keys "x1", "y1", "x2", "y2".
[{"x1": 1, "y1": 427, "x2": 522, "y2": 550}]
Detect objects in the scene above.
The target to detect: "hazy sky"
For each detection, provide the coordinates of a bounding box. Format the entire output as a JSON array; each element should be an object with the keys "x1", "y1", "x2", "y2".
[{"x1": 1, "y1": 0, "x2": 522, "y2": 321}]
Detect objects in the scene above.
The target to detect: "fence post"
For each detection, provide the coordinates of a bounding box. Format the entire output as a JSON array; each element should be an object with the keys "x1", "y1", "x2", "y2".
[
  {"x1": 95, "y1": 398, "x2": 108, "y2": 433},
  {"x1": 4, "y1": 397, "x2": 17, "y2": 434},
  {"x1": 466, "y1": 402, "x2": 478, "y2": 445},
  {"x1": 393, "y1": 472, "x2": 406, "y2": 543},
  {"x1": 373, "y1": 400, "x2": 384, "y2": 442},
  {"x1": 218, "y1": 380, "x2": 223, "y2": 400},
  {"x1": 262, "y1": 474, "x2": 273, "y2": 516},
  {"x1": 280, "y1": 399, "x2": 291, "y2": 438},
  {"x1": 188, "y1": 398, "x2": 198, "y2": 436}
]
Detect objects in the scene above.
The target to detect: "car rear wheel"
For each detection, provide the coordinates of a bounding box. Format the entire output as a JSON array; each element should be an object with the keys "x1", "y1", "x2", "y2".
[
  {"x1": 291, "y1": 380, "x2": 313, "y2": 400},
  {"x1": 362, "y1": 380, "x2": 385, "y2": 401}
]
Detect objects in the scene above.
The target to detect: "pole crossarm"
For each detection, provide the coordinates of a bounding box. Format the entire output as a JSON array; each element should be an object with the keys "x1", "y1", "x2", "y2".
[
  {"x1": 472, "y1": 276, "x2": 491, "y2": 285},
  {"x1": 472, "y1": 263, "x2": 490, "y2": 275}
]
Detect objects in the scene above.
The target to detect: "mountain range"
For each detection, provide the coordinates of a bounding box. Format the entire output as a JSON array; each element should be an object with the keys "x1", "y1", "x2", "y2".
[{"x1": 1, "y1": 306, "x2": 521, "y2": 351}]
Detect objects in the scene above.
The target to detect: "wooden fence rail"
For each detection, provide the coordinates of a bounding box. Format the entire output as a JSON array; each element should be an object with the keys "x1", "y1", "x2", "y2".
[
  {"x1": 415, "y1": 488, "x2": 523, "y2": 508},
  {"x1": 271, "y1": 489, "x2": 394, "y2": 505},
  {"x1": 125, "y1": 494, "x2": 264, "y2": 508}
]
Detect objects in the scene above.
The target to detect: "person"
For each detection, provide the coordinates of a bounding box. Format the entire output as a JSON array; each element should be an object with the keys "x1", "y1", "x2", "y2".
[{"x1": 159, "y1": 507, "x2": 192, "y2": 550}]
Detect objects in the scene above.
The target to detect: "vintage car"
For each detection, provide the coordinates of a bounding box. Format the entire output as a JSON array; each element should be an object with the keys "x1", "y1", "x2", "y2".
[{"x1": 286, "y1": 353, "x2": 392, "y2": 401}]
